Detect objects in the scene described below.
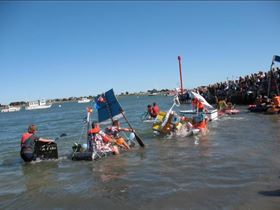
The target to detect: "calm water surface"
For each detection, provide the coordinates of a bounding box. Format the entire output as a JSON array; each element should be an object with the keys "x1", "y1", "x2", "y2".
[{"x1": 0, "y1": 95, "x2": 280, "y2": 210}]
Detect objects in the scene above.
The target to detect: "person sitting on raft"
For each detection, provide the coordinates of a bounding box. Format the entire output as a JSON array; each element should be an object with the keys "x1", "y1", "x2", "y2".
[
  {"x1": 267, "y1": 94, "x2": 280, "y2": 114},
  {"x1": 20, "y1": 124, "x2": 55, "y2": 162},
  {"x1": 226, "y1": 99, "x2": 234, "y2": 110},
  {"x1": 217, "y1": 98, "x2": 228, "y2": 111},
  {"x1": 271, "y1": 94, "x2": 280, "y2": 108},
  {"x1": 88, "y1": 121, "x2": 120, "y2": 155},
  {"x1": 249, "y1": 95, "x2": 271, "y2": 112},
  {"x1": 106, "y1": 120, "x2": 132, "y2": 151}
]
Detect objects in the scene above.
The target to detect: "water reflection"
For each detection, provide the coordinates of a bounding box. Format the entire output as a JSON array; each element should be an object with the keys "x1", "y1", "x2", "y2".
[
  {"x1": 21, "y1": 161, "x2": 59, "y2": 192},
  {"x1": 92, "y1": 156, "x2": 129, "y2": 183}
]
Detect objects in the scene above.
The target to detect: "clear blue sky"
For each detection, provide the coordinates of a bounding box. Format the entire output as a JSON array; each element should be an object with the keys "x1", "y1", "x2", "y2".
[{"x1": 0, "y1": 1, "x2": 279, "y2": 104}]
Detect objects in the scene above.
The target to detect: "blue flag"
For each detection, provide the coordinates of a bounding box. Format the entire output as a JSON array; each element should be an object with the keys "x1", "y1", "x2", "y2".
[
  {"x1": 94, "y1": 89, "x2": 123, "y2": 122},
  {"x1": 94, "y1": 103, "x2": 100, "y2": 110},
  {"x1": 273, "y1": 55, "x2": 280, "y2": 63}
]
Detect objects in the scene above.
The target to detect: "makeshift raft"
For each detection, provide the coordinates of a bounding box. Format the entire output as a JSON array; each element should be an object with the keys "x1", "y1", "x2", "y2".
[{"x1": 72, "y1": 89, "x2": 144, "y2": 161}]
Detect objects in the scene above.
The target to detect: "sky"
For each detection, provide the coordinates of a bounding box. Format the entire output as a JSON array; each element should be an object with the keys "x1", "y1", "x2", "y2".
[{"x1": 0, "y1": 1, "x2": 279, "y2": 104}]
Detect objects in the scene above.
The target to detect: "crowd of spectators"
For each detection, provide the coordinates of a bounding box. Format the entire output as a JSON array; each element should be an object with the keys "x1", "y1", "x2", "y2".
[{"x1": 195, "y1": 67, "x2": 280, "y2": 105}]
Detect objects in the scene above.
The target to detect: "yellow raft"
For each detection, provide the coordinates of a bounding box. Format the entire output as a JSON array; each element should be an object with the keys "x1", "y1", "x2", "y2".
[{"x1": 152, "y1": 111, "x2": 181, "y2": 134}]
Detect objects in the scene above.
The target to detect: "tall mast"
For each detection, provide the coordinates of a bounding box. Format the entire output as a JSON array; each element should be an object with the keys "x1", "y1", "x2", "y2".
[
  {"x1": 178, "y1": 56, "x2": 184, "y2": 94},
  {"x1": 86, "y1": 107, "x2": 93, "y2": 151}
]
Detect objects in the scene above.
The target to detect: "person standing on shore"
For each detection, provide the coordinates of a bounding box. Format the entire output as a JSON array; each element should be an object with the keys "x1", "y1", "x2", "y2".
[{"x1": 20, "y1": 125, "x2": 54, "y2": 162}]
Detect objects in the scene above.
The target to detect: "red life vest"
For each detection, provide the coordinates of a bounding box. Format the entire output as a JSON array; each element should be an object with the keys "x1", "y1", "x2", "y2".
[
  {"x1": 21, "y1": 133, "x2": 33, "y2": 144},
  {"x1": 88, "y1": 127, "x2": 101, "y2": 134},
  {"x1": 194, "y1": 120, "x2": 207, "y2": 129},
  {"x1": 198, "y1": 101, "x2": 204, "y2": 110},
  {"x1": 20, "y1": 132, "x2": 37, "y2": 153},
  {"x1": 152, "y1": 105, "x2": 159, "y2": 115}
]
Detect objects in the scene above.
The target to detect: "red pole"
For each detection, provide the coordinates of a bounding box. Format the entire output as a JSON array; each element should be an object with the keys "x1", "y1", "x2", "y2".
[{"x1": 178, "y1": 56, "x2": 184, "y2": 94}]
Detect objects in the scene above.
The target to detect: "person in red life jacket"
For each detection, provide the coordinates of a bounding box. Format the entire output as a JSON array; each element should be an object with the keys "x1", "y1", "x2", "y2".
[
  {"x1": 105, "y1": 120, "x2": 132, "y2": 151},
  {"x1": 267, "y1": 94, "x2": 280, "y2": 114},
  {"x1": 192, "y1": 113, "x2": 209, "y2": 135},
  {"x1": 192, "y1": 98, "x2": 208, "y2": 113},
  {"x1": 197, "y1": 100, "x2": 204, "y2": 112},
  {"x1": 20, "y1": 124, "x2": 55, "y2": 162},
  {"x1": 192, "y1": 98, "x2": 201, "y2": 111},
  {"x1": 88, "y1": 121, "x2": 120, "y2": 155},
  {"x1": 151, "y1": 102, "x2": 159, "y2": 118}
]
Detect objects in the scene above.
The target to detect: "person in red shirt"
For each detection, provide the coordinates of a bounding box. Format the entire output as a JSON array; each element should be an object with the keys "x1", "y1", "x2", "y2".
[
  {"x1": 151, "y1": 102, "x2": 159, "y2": 118},
  {"x1": 20, "y1": 124, "x2": 54, "y2": 162}
]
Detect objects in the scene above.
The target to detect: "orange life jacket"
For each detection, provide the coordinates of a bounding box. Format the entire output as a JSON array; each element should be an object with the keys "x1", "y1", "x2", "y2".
[
  {"x1": 272, "y1": 96, "x2": 280, "y2": 107},
  {"x1": 194, "y1": 120, "x2": 207, "y2": 129},
  {"x1": 21, "y1": 132, "x2": 33, "y2": 144},
  {"x1": 88, "y1": 127, "x2": 101, "y2": 134},
  {"x1": 88, "y1": 127, "x2": 110, "y2": 143},
  {"x1": 198, "y1": 101, "x2": 204, "y2": 110}
]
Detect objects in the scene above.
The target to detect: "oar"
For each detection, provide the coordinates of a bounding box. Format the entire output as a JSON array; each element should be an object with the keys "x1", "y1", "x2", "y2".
[
  {"x1": 54, "y1": 133, "x2": 67, "y2": 141},
  {"x1": 121, "y1": 112, "x2": 145, "y2": 147}
]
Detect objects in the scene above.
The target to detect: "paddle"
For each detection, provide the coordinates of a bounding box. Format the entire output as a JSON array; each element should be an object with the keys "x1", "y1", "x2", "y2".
[
  {"x1": 54, "y1": 133, "x2": 67, "y2": 141},
  {"x1": 121, "y1": 112, "x2": 145, "y2": 147}
]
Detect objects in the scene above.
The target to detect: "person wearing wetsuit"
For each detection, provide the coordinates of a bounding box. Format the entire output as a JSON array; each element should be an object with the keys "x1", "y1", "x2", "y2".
[{"x1": 20, "y1": 125, "x2": 54, "y2": 162}]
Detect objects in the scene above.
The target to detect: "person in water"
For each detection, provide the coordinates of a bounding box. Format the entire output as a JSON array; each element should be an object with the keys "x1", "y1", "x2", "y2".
[
  {"x1": 267, "y1": 94, "x2": 280, "y2": 114},
  {"x1": 106, "y1": 120, "x2": 132, "y2": 150},
  {"x1": 192, "y1": 98, "x2": 208, "y2": 112},
  {"x1": 192, "y1": 112, "x2": 209, "y2": 135},
  {"x1": 217, "y1": 98, "x2": 228, "y2": 111},
  {"x1": 146, "y1": 104, "x2": 153, "y2": 119},
  {"x1": 88, "y1": 121, "x2": 120, "y2": 155},
  {"x1": 151, "y1": 102, "x2": 159, "y2": 118},
  {"x1": 20, "y1": 124, "x2": 55, "y2": 162}
]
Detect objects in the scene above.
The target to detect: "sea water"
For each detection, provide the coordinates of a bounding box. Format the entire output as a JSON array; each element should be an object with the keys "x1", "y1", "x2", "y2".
[{"x1": 0, "y1": 95, "x2": 280, "y2": 210}]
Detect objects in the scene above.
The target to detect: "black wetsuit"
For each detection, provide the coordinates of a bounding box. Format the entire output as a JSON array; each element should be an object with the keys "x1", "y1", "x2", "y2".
[{"x1": 20, "y1": 135, "x2": 39, "y2": 162}]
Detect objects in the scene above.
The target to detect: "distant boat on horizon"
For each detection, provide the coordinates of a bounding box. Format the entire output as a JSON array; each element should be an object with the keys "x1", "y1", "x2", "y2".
[
  {"x1": 25, "y1": 99, "x2": 52, "y2": 110},
  {"x1": 77, "y1": 97, "x2": 91, "y2": 103},
  {"x1": 1, "y1": 105, "x2": 21, "y2": 113},
  {"x1": 148, "y1": 93, "x2": 159, "y2": 96}
]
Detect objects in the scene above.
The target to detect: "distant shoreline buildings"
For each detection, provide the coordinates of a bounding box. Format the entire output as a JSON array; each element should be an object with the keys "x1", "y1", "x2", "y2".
[
  {"x1": 0, "y1": 89, "x2": 174, "y2": 108},
  {"x1": 1, "y1": 66, "x2": 279, "y2": 108}
]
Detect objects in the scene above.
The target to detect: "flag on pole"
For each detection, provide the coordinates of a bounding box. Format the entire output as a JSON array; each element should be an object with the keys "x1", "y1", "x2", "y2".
[
  {"x1": 273, "y1": 55, "x2": 280, "y2": 63},
  {"x1": 94, "y1": 89, "x2": 123, "y2": 122}
]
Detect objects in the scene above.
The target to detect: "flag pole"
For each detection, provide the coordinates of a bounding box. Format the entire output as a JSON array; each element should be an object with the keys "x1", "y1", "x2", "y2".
[{"x1": 178, "y1": 56, "x2": 184, "y2": 95}]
